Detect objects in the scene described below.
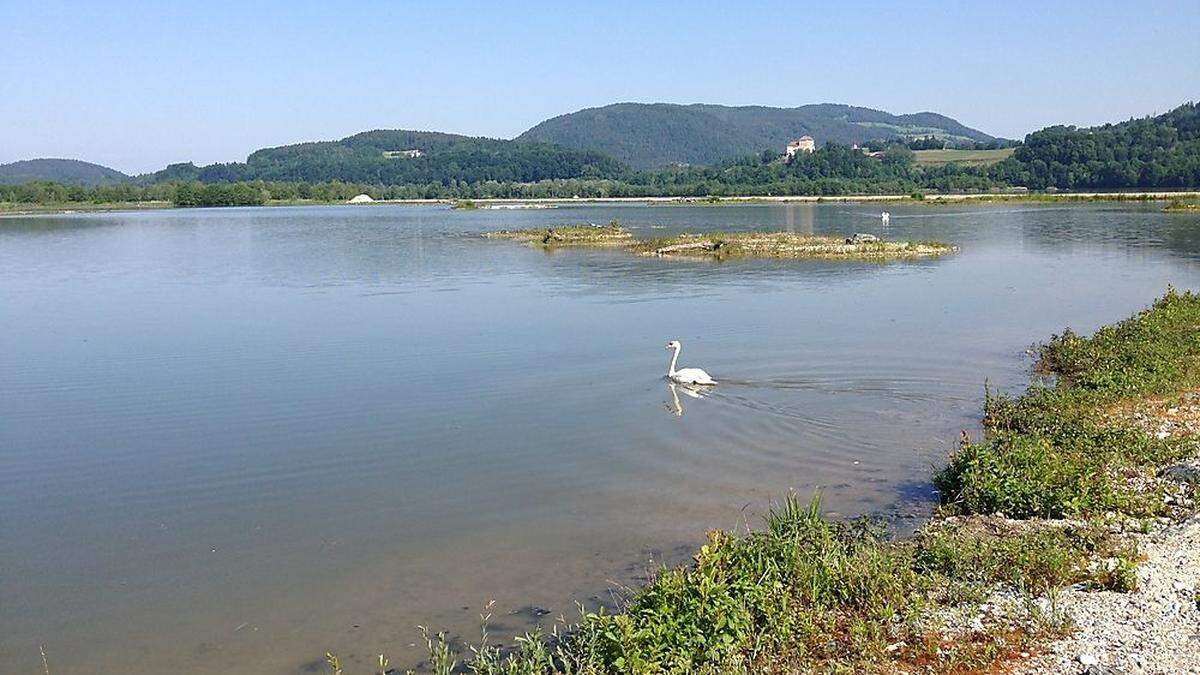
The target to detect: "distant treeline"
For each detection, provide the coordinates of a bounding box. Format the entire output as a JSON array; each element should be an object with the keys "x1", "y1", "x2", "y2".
[
  {"x1": 0, "y1": 180, "x2": 381, "y2": 207},
  {"x1": 3, "y1": 103, "x2": 1197, "y2": 207},
  {"x1": 0, "y1": 147, "x2": 999, "y2": 205}
]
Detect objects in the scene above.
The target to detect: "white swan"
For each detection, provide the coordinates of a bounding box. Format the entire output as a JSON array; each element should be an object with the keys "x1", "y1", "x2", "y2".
[
  {"x1": 881, "y1": 211, "x2": 891, "y2": 224},
  {"x1": 665, "y1": 340, "x2": 716, "y2": 385}
]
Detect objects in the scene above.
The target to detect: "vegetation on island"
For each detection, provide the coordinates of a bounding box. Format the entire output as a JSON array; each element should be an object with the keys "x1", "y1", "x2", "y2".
[
  {"x1": 1165, "y1": 198, "x2": 1200, "y2": 212},
  {"x1": 629, "y1": 232, "x2": 954, "y2": 260},
  {"x1": 484, "y1": 223, "x2": 955, "y2": 260},
  {"x1": 483, "y1": 222, "x2": 634, "y2": 247},
  {"x1": 324, "y1": 290, "x2": 1199, "y2": 674}
]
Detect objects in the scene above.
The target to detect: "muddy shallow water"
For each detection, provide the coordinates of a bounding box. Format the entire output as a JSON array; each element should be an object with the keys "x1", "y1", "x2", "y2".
[{"x1": 3, "y1": 202, "x2": 1200, "y2": 674}]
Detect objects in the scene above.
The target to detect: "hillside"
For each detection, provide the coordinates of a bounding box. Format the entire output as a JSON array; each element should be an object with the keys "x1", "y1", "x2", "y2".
[
  {"x1": 0, "y1": 158, "x2": 129, "y2": 185},
  {"x1": 990, "y1": 101, "x2": 1200, "y2": 189},
  {"x1": 517, "y1": 102, "x2": 999, "y2": 169},
  {"x1": 142, "y1": 130, "x2": 627, "y2": 185}
]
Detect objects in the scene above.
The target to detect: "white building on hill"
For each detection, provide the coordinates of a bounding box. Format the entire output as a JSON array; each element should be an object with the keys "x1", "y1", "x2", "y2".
[
  {"x1": 383, "y1": 149, "x2": 424, "y2": 159},
  {"x1": 786, "y1": 136, "x2": 816, "y2": 158}
]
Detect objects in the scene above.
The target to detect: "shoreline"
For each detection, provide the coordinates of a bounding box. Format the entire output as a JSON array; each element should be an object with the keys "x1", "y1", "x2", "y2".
[
  {"x1": 4, "y1": 191, "x2": 1200, "y2": 218},
  {"x1": 428, "y1": 190, "x2": 1200, "y2": 206}
]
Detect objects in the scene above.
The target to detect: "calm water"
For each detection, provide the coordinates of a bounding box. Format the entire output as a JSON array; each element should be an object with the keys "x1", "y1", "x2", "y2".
[{"x1": 3, "y1": 202, "x2": 1200, "y2": 674}]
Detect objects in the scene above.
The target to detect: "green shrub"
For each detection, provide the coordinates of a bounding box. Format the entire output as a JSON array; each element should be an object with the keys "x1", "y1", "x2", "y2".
[{"x1": 937, "y1": 290, "x2": 1200, "y2": 518}]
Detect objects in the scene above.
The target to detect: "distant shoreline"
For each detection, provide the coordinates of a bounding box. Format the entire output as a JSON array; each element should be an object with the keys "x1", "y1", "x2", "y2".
[
  {"x1": 425, "y1": 190, "x2": 1200, "y2": 206},
  {"x1": 3, "y1": 191, "x2": 1199, "y2": 218}
]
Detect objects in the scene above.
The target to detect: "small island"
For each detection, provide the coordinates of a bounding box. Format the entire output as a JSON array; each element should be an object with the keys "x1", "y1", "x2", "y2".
[
  {"x1": 483, "y1": 223, "x2": 956, "y2": 260},
  {"x1": 482, "y1": 223, "x2": 635, "y2": 246}
]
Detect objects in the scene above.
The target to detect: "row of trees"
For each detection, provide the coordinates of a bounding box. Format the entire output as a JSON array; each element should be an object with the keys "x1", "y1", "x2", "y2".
[{"x1": 0, "y1": 180, "x2": 389, "y2": 207}]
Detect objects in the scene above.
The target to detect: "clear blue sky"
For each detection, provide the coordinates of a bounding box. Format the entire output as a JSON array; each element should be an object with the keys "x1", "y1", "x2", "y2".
[{"x1": 2, "y1": 0, "x2": 1197, "y2": 174}]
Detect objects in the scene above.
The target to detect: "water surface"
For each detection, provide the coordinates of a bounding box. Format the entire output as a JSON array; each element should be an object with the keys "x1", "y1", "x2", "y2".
[{"x1": 3, "y1": 202, "x2": 1199, "y2": 674}]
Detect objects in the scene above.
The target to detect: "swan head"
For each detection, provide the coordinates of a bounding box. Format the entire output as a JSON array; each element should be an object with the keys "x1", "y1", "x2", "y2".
[{"x1": 665, "y1": 340, "x2": 681, "y2": 350}]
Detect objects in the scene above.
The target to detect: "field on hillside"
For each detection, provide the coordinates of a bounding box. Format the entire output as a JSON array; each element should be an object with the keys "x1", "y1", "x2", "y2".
[{"x1": 914, "y1": 147, "x2": 1015, "y2": 167}]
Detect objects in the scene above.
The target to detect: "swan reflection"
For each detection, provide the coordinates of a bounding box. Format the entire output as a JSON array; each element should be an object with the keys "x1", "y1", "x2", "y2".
[{"x1": 665, "y1": 381, "x2": 709, "y2": 416}]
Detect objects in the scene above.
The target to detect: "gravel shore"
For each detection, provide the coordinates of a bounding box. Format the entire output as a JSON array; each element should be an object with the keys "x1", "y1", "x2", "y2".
[
  {"x1": 1016, "y1": 511, "x2": 1200, "y2": 674},
  {"x1": 1011, "y1": 391, "x2": 1200, "y2": 674}
]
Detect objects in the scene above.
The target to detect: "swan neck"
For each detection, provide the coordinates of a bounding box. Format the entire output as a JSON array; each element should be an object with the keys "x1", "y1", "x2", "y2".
[{"x1": 668, "y1": 345, "x2": 680, "y2": 376}]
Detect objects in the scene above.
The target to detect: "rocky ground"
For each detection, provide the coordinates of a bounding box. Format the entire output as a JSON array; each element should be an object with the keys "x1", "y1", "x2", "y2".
[
  {"x1": 1016, "y1": 392, "x2": 1200, "y2": 674},
  {"x1": 1016, "y1": 511, "x2": 1200, "y2": 674}
]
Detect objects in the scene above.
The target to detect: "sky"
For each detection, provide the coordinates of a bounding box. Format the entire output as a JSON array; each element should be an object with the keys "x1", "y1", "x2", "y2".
[{"x1": 2, "y1": 0, "x2": 1198, "y2": 174}]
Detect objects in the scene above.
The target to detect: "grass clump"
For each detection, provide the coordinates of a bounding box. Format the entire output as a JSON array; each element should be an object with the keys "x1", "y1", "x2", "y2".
[{"x1": 913, "y1": 518, "x2": 1139, "y2": 594}]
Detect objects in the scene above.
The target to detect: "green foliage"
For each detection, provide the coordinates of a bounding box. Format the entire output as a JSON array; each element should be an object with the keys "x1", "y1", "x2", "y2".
[
  {"x1": 881, "y1": 144, "x2": 915, "y2": 167},
  {"x1": 171, "y1": 181, "x2": 268, "y2": 207},
  {"x1": 936, "y1": 290, "x2": 1200, "y2": 518},
  {"x1": 994, "y1": 102, "x2": 1200, "y2": 189},
  {"x1": 913, "y1": 521, "x2": 1133, "y2": 595}
]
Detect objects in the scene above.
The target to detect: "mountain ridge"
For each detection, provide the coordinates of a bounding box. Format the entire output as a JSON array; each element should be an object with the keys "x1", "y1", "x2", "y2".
[
  {"x1": 517, "y1": 102, "x2": 999, "y2": 169},
  {"x1": 138, "y1": 128, "x2": 625, "y2": 185},
  {"x1": 0, "y1": 158, "x2": 130, "y2": 185}
]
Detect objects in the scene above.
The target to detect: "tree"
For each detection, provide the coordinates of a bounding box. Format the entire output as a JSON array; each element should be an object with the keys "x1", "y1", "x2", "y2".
[{"x1": 881, "y1": 144, "x2": 915, "y2": 168}]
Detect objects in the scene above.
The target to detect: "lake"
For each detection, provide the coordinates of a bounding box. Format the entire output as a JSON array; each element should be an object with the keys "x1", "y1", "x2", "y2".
[{"x1": 3, "y1": 202, "x2": 1200, "y2": 674}]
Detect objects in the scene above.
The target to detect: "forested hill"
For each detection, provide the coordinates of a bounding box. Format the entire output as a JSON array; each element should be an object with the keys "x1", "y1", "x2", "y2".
[
  {"x1": 990, "y1": 102, "x2": 1200, "y2": 189},
  {"x1": 516, "y1": 102, "x2": 999, "y2": 169},
  {"x1": 0, "y1": 158, "x2": 130, "y2": 185},
  {"x1": 142, "y1": 130, "x2": 627, "y2": 185}
]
